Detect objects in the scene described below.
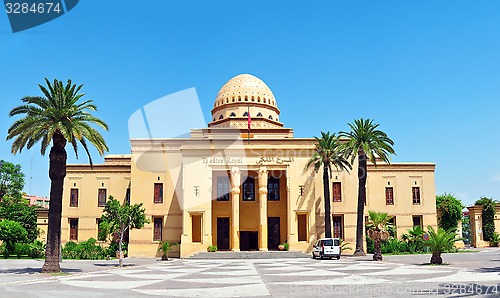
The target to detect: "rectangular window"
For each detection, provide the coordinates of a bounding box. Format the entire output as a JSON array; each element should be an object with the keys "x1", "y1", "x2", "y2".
[
  {"x1": 412, "y1": 187, "x2": 421, "y2": 204},
  {"x1": 96, "y1": 218, "x2": 102, "y2": 239},
  {"x1": 332, "y1": 216, "x2": 343, "y2": 239},
  {"x1": 388, "y1": 216, "x2": 396, "y2": 237},
  {"x1": 332, "y1": 182, "x2": 342, "y2": 202},
  {"x1": 153, "y1": 217, "x2": 163, "y2": 241},
  {"x1": 98, "y1": 189, "x2": 107, "y2": 207},
  {"x1": 70, "y1": 188, "x2": 78, "y2": 207},
  {"x1": 267, "y1": 177, "x2": 280, "y2": 201},
  {"x1": 69, "y1": 218, "x2": 78, "y2": 241},
  {"x1": 385, "y1": 187, "x2": 394, "y2": 205},
  {"x1": 297, "y1": 214, "x2": 308, "y2": 241},
  {"x1": 412, "y1": 215, "x2": 422, "y2": 227},
  {"x1": 242, "y1": 177, "x2": 255, "y2": 201},
  {"x1": 125, "y1": 188, "x2": 130, "y2": 204},
  {"x1": 216, "y1": 176, "x2": 230, "y2": 201},
  {"x1": 154, "y1": 183, "x2": 163, "y2": 204},
  {"x1": 192, "y1": 214, "x2": 202, "y2": 243}
]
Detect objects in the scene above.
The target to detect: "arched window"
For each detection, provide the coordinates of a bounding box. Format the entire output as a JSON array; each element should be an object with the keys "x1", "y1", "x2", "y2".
[
  {"x1": 232, "y1": 96, "x2": 235, "y2": 102},
  {"x1": 219, "y1": 115, "x2": 224, "y2": 120},
  {"x1": 268, "y1": 115, "x2": 273, "y2": 120},
  {"x1": 257, "y1": 96, "x2": 261, "y2": 102},
  {"x1": 251, "y1": 96, "x2": 255, "y2": 101},
  {"x1": 230, "y1": 112, "x2": 236, "y2": 117},
  {"x1": 238, "y1": 96, "x2": 241, "y2": 101},
  {"x1": 264, "y1": 98, "x2": 267, "y2": 103},
  {"x1": 257, "y1": 112, "x2": 263, "y2": 117},
  {"x1": 276, "y1": 117, "x2": 279, "y2": 121},
  {"x1": 243, "y1": 112, "x2": 248, "y2": 117},
  {"x1": 245, "y1": 96, "x2": 248, "y2": 101}
]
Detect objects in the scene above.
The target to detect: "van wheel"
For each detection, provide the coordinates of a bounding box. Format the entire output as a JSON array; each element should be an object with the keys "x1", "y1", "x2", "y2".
[
  {"x1": 336, "y1": 256, "x2": 341, "y2": 260},
  {"x1": 312, "y1": 253, "x2": 316, "y2": 259},
  {"x1": 320, "y1": 253, "x2": 324, "y2": 260}
]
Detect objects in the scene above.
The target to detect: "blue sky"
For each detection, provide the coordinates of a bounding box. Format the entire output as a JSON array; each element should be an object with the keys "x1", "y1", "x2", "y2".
[{"x1": 1, "y1": 1, "x2": 499, "y2": 206}]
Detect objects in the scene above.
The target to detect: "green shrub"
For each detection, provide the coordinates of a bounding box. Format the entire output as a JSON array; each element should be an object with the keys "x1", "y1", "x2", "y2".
[
  {"x1": 283, "y1": 242, "x2": 289, "y2": 251},
  {"x1": 381, "y1": 238, "x2": 408, "y2": 254},
  {"x1": 28, "y1": 240, "x2": 45, "y2": 258},
  {"x1": 490, "y1": 232, "x2": 500, "y2": 247},
  {"x1": 106, "y1": 241, "x2": 128, "y2": 258},
  {"x1": 366, "y1": 237, "x2": 374, "y2": 254},
  {"x1": 207, "y1": 245, "x2": 218, "y2": 252},
  {"x1": 14, "y1": 242, "x2": 30, "y2": 258},
  {"x1": 62, "y1": 238, "x2": 108, "y2": 260}
]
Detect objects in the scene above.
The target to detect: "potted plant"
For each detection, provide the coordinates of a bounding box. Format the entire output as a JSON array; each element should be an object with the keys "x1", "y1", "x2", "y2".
[
  {"x1": 207, "y1": 245, "x2": 218, "y2": 252},
  {"x1": 158, "y1": 240, "x2": 179, "y2": 261},
  {"x1": 278, "y1": 244, "x2": 285, "y2": 251}
]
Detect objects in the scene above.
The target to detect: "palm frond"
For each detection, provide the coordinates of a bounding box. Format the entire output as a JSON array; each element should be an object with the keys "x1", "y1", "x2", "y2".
[{"x1": 7, "y1": 78, "x2": 109, "y2": 161}]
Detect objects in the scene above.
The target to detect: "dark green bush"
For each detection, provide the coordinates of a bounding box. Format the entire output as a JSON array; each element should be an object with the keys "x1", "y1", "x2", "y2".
[
  {"x1": 14, "y1": 242, "x2": 30, "y2": 258},
  {"x1": 366, "y1": 237, "x2": 374, "y2": 254},
  {"x1": 62, "y1": 238, "x2": 108, "y2": 260},
  {"x1": 28, "y1": 240, "x2": 45, "y2": 258}
]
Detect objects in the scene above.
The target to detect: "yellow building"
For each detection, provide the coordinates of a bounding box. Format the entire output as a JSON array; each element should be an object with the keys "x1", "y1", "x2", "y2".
[{"x1": 60, "y1": 74, "x2": 437, "y2": 258}]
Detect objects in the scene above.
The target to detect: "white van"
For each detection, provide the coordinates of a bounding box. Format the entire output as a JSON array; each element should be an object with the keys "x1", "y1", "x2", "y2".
[{"x1": 312, "y1": 238, "x2": 341, "y2": 260}]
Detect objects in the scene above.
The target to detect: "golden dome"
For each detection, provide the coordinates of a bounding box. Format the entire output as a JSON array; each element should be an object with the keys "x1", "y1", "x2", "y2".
[{"x1": 213, "y1": 74, "x2": 278, "y2": 109}]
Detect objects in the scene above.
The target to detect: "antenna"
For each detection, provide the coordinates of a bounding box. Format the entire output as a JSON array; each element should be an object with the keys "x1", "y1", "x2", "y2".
[{"x1": 29, "y1": 156, "x2": 33, "y2": 194}]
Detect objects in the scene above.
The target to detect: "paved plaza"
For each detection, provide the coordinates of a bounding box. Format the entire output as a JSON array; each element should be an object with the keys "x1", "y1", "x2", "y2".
[{"x1": 0, "y1": 248, "x2": 499, "y2": 297}]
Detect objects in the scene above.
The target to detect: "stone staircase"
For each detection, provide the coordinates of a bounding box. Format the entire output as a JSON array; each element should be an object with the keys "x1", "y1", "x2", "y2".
[{"x1": 188, "y1": 250, "x2": 311, "y2": 259}]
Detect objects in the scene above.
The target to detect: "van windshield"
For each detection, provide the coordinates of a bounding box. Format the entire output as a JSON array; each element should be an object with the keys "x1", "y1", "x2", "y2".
[
  {"x1": 334, "y1": 239, "x2": 340, "y2": 246},
  {"x1": 322, "y1": 239, "x2": 333, "y2": 246}
]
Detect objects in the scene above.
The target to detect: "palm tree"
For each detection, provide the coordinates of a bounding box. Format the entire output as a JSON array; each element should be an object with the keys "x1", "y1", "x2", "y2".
[
  {"x1": 307, "y1": 132, "x2": 351, "y2": 238},
  {"x1": 366, "y1": 211, "x2": 393, "y2": 261},
  {"x1": 7, "y1": 79, "x2": 108, "y2": 273},
  {"x1": 425, "y1": 226, "x2": 461, "y2": 264},
  {"x1": 402, "y1": 225, "x2": 425, "y2": 252},
  {"x1": 340, "y1": 119, "x2": 395, "y2": 256},
  {"x1": 158, "y1": 240, "x2": 179, "y2": 261}
]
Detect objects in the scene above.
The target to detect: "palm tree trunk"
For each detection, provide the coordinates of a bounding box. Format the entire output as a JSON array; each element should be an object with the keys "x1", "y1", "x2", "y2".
[
  {"x1": 323, "y1": 164, "x2": 332, "y2": 238},
  {"x1": 354, "y1": 151, "x2": 367, "y2": 256},
  {"x1": 42, "y1": 132, "x2": 67, "y2": 273},
  {"x1": 430, "y1": 252, "x2": 442, "y2": 264},
  {"x1": 373, "y1": 234, "x2": 383, "y2": 261}
]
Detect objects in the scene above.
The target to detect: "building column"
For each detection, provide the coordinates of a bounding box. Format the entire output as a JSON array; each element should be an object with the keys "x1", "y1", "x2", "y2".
[
  {"x1": 258, "y1": 167, "x2": 268, "y2": 251},
  {"x1": 230, "y1": 167, "x2": 241, "y2": 251}
]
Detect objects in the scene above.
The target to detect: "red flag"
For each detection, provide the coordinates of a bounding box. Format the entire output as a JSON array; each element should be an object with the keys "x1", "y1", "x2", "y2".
[{"x1": 247, "y1": 107, "x2": 251, "y2": 131}]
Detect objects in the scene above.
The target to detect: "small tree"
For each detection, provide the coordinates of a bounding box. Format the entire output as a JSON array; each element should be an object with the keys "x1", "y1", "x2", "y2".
[
  {"x1": 366, "y1": 211, "x2": 393, "y2": 261},
  {"x1": 158, "y1": 240, "x2": 179, "y2": 261},
  {"x1": 0, "y1": 160, "x2": 25, "y2": 200},
  {"x1": 436, "y1": 193, "x2": 464, "y2": 232},
  {"x1": 0, "y1": 220, "x2": 28, "y2": 257},
  {"x1": 475, "y1": 197, "x2": 498, "y2": 242},
  {"x1": 99, "y1": 196, "x2": 148, "y2": 267},
  {"x1": 425, "y1": 226, "x2": 461, "y2": 265},
  {"x1": 0, "y1": 196, "x2": 39, "y2": 242}
]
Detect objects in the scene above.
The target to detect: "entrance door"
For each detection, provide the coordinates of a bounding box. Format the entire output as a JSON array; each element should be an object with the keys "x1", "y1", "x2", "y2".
[
  {"x1": 268, "y1": 217, "x2": 281, "y2": 250},
  {"x1": 240, "y1": 231, "x2": 258, "y2": 251},
  {"x1": 217, "y1": 217, "x2": 230, "y2": 250}
]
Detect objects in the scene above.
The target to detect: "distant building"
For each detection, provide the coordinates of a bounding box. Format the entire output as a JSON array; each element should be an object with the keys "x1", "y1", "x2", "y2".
[
  {"x1": 58, "y1": 74, "x2": 438, "y2": 258},
  {"x1": 24, "y1": 194, "x2": 50, "y2": 209}
]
